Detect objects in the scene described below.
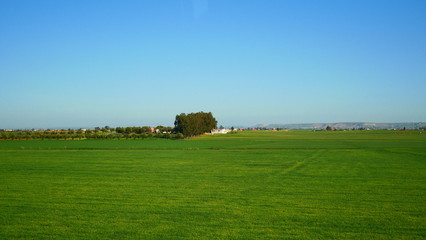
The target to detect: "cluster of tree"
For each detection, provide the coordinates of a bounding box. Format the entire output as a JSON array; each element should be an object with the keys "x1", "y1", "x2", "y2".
[
  {"x1": 115, "y1": 126, "x2": 172, "y2": 134},
  {"x1": 0, "y1": 112, "x2": 218, "y2": 140},
  {"x1": 0, "y1": 128, "x2": 183, "y2": 140},
  {"x1": 174, "y1": 112, "x2": 217, "y2": 137},
  {"x1": 0, "y1": 130, "x2": 88, "y2": 140}
]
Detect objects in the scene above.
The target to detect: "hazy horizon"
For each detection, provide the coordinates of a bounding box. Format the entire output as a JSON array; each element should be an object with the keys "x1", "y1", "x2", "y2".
[
  {"x1": 1, "y1": 0, "x2": 425, "y2": 129},
  {"x1": 3, "y1": 121, "x2": 425, "y2": 131}
]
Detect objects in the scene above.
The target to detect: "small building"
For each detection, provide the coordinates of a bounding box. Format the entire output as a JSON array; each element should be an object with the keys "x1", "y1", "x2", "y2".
[{"x1": 211, "y1": 129, "x2": 230, "y2": 134}]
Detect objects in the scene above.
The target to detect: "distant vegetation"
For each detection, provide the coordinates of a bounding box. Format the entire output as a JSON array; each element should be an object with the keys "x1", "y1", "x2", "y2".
[
  {"x1": 256, "y1": 122, "x2": 426, "y2": 130},
  {"x1": 3, "y1": 113, "x2": 425, "y2": 140},
  {"x1": 0, "y1": 112, "x2": 218, "y2": 140},
  {"x1": 0, "y1": 127, "x2": 181, "y2": 140}
]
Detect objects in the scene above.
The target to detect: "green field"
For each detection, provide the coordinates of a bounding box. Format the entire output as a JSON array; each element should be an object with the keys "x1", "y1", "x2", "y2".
[{"x1": 1, "y1": 131, "x2": 425, "y2": 239}]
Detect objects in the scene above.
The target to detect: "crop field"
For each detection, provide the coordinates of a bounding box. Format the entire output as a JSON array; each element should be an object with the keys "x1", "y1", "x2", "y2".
[{"x1": 1, "y1": 131, "x2": 425, "y2": 239}]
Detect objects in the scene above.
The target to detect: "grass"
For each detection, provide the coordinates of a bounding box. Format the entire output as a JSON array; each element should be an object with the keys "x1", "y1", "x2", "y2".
[{"x1": 0, "y1": 131, "x2": 425, "y2": 239}]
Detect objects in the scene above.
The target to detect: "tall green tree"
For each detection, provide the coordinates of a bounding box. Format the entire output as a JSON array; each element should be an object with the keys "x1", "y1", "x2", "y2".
[{"x1": 174, "y1": 112, "x2": 217, "y2": 137}]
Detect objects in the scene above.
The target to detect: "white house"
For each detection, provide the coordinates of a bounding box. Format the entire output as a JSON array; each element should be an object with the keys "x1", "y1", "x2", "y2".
[{"x1": 211, "y1": 129, "x2": 230, "y2": 134}]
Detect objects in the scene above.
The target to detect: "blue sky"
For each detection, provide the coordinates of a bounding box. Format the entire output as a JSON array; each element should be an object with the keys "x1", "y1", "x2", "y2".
[{"x1": 1, "y1": 0, "x2": 425, "y2": 128}]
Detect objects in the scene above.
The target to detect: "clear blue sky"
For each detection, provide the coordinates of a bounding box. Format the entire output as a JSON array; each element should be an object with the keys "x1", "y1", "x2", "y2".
[{"x1": 1, "y1": 0, "x2": 425, "y2": 128}]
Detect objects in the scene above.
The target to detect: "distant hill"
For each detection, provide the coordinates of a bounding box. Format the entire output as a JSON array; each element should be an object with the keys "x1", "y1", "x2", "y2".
[{"x1": 253, "y1": 122, "x2": 426, "y2": 130}]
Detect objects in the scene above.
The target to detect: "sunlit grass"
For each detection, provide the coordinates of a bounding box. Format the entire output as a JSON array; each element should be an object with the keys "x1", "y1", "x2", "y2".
[{"x1": 0, "y1": 131, "x2": 425, "y2": 239}]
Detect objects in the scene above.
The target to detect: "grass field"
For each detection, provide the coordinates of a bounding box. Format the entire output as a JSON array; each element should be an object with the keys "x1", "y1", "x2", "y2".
[{"x1": 1, "y1": 131, "x2": 425, "y2": 239}]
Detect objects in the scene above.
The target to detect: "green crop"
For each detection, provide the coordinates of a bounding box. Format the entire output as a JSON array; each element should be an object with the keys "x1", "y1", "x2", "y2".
[{"x1": 1, "y1": 131, "x2": 425, "y2": 239}]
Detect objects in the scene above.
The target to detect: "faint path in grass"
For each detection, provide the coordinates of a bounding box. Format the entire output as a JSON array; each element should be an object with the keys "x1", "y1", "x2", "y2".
[
  {"x1": 280, "y1": 161, "x2": 305, "y2": 175},
  {"x1": 379, "y1": 148, "x2": 426, "y2": 157},
  {"x1": 278, "y1": 150, "x2": 324, "y2": 176}
]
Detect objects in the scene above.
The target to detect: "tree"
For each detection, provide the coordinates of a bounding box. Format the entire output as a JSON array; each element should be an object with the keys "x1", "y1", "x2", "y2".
[
  {"x1": 102, "y1": 126, "x2": 111, "y2": 132},
  {"x1": 174, "y1": 112, "x2": 217, "y2": 137}
]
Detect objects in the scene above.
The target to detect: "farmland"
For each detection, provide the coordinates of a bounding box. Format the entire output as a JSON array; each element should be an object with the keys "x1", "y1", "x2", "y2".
[{"x1": 1, "y1": 131, "x2": 425, "y2": 239}]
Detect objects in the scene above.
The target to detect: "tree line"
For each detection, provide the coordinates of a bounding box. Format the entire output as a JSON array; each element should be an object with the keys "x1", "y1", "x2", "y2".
[
  {"x1": 0, "y1": 112, "x2": 218, "y2": 140},
  {"x1": 0, "y1": 129, "x2": 183, "y2": 140}
]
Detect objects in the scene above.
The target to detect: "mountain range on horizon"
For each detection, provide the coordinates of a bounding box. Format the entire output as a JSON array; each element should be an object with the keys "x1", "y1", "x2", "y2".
[{"x1": 252, "y1": 122, "x2": 426, "y2": 130}]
